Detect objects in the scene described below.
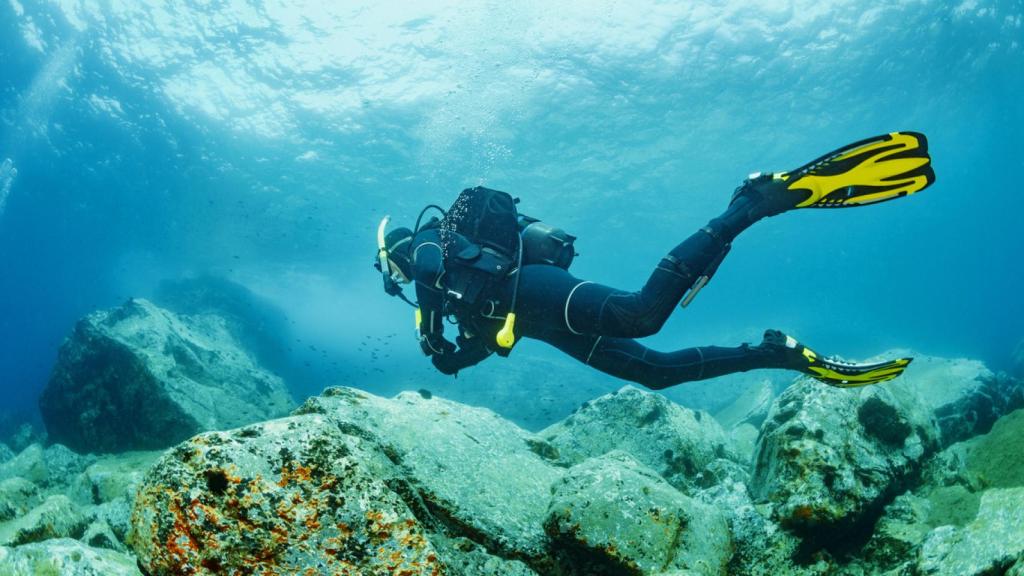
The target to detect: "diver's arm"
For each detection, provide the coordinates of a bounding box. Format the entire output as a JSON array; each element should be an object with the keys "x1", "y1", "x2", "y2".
[
  {"x1": 414, "y1": 282, "x2": 455, "y2": 356},
  {"x1": 431, "y1": 332, "x2": 493, "y2": 376}
]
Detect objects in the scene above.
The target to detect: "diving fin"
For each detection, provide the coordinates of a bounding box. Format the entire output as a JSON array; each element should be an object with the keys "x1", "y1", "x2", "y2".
[
  {"x1": 777, "y1": 131, "x2": 935, "y2": 209},
  {"x1": 733, "y1": 131, "x2": 935, "y2": 215},
  {"x1": 762, "y1": 329, "x2": 912, "y2": 388}
]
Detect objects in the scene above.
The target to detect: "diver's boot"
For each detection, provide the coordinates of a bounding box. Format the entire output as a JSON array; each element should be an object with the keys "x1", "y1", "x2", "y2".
[
  {"x1": 758, "y1": 329, "x2": 913, "y2": 388},
  {"x1": 728, "y1": 172, "x2": 798, "y2": 221}
]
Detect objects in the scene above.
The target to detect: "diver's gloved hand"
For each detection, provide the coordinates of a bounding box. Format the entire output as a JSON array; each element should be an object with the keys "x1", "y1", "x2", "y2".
[
  {"x1": 431, "y1": 352, "x2": 462, "y2": 376},
  {"x1": 431, "y1": 334, "x2": 492, "y2": 377},
  {"x1": 419, "y1": 333, "x2": 456, "y2": 357},
  {"x1": 758, "y1": 329, "x2": 912, "y2": 388}
]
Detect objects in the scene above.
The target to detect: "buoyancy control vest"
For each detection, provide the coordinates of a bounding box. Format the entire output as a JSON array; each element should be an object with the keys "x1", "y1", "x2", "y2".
[{"x1": 436, "y1": 187, "x2": 577, "y2": 339}]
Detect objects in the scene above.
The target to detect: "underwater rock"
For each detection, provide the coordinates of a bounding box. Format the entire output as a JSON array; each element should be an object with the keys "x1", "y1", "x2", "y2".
[
  {"x1": 544, "y1": 451, "x2": 730, "y2": 576},
  {"x1": 0, "y1": 494, "x2": 88, "y2": 546},
  {"x1": 750, "y1": 378, "x2": 938, "y2": 548},
  {"x1": 900, "y1": 354, "x2": 1023, "y2": 446},
  {"x1": 713, "y1": 378, "x2": 775, "y2": 430},
  {"x1": 539, "y1": 385, "x2": 733, "y2": 493},
  {"x1": 698, "y1": 480, "x2": 827, "y2": 576},
  {"x1": 0, "y1": 443, "x2": 95, "y2": 489},
  {"x1": 0, "y1": 538, "x2": 141, "y2": 576},
  {"x1": 91, "y1": 497, "x2": 133, "y2": 547},
  {"x1": 916, "y1": 487, "x2": 1024, "y2": 575},
  {"x1": 849, "y1": 408, "x2": 1024, "y2": 573},
  {"x1": 153, "y1": 275, "x2": 297, "y2": 390},
  {"x1": 0, "y1": 477, "x2": 38, "y2": 523},
  {"x1": 67, "y1": 451, "x2": 161, "y2": 507},
  {"x1": 130, "y1": 414, "x2": 443, "y2": 576},
  {"x1": 853, "y1": 491, "x2": 939, "y2": 574},
  {"x1": 296, "y1": 386, "x2": 564, "y2": 562},
  {"x1": 429, "y1": 532, "x2": 541, "y2": 576},
  {"x1": 39, "y1": 298, "x2": 294, "y2": 453},
  {"x1": 921, "y1": 407, "x2": 1024, "y2": 491},
  {"x1": 0, "y1": 443, "x2": 11, "y2": 465},
  {"x1": 82, "y1": 517, "x2": 125, "y2": 552},
  {"x1": 6, "y1": 423, "x2": 44, "y2": 453},
  {"x1": 956, "y1": 407, "x2": 1024, "y2": 488}
]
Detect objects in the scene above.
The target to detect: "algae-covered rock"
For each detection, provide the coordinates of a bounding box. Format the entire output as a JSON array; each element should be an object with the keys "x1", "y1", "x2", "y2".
[
  {"x1": 540, "y1": 386, "x2": 733, "y2": 492},
  {"x1": 0, "y1": 494, "x2": 88, "y2": 546},
  {"x1": 750, "y1": 378, "x2": 937, "y2": 546},
  {"x1": 0, "y1": 443, "x2": 95, "y2": 489},
  {"x1": 0, "y1": 538, "x2": 141, "y2": 576},
  {"x1": 959, "y1": 407, "x2": 1024, "y2": 488},
  {"x1": 856, "y1": 491, "x2": 937, "y2": 573},
  {"x1": 544, "y1": 451, "x2": 730, "y2": 575},
  {"x1": 921, "y1": 407, "x2": 1024, "y2": 493},
  {"x1": 430, "y1": 532, "x2": 540, "y2": 576},
  {"x1": 916, "y1": 487, "x2": 1024, "y2": 575},
  {"x1": 39, "y1": 298, "x2": 294, "y2": 453},
  {"x1": 297, "y1": 386, "x2": 563, "y2": 562},
  {"x1": 0, "y1": 478, "x2": 37, "y2": 523},
  {"x1": 68, "y1": 451, "x2": 161, "y2": 506},
  {"x1": 699, "y1": 480, "x2": 827, "y2": 576},
  {"x1": 901, "y1": 354, "x2": 1023, "y2": 445},
  {"x1": 129, "y1": 414, "x2": 443, "y2": 575},
  {"x1": 82, "y1": 517, "x2": 125, "y2": 552}
]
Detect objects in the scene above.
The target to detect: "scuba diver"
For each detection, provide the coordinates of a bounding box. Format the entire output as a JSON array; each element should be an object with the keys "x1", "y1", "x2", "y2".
[{"x1": 374, "y1": 132, "x2": 935, "y2": 390}]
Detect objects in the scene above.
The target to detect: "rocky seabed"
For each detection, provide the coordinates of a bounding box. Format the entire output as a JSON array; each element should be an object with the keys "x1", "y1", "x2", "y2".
[{"x1": 2, "y1": 300, "x2": 1023, "y2": 575}]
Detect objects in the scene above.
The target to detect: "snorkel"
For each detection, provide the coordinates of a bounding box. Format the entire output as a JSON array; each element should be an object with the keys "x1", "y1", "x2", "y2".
[{"x1": 376, "y1": 215, "x2": 401, "y2": 296}]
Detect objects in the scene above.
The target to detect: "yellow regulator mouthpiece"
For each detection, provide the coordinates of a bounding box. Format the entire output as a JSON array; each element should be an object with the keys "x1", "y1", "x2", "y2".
[{"x1": 496, "y1": 313, "x2": 517, "y2": 349}]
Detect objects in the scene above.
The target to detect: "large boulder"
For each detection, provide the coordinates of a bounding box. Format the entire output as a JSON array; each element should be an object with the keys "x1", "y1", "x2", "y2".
[
  {"x1": 39, "y1": 298, "x2": 294, "y2": 453},
  {"x1": 67, "y1": 451, "x2": 161, "y2": 506},
  {"x1": 916, "y1": 488, "x2": 1024, "y2": 575},
  {"x1": 851, "y1": 408, "x2": 1024, "y2": 573},
  {"x1": 295, "y1": 386, "x2": 564, "y2": 562},
  {"x1": 540, "y1": 386, "x2": 734, "y2": 492},
  {"x1": 129, "y1": 414, "x2": 444, "y2": 576},
  {"x1": 153, "y1": 275, "x2": 297, "y2": 390},
  {"x1": 0, "y1": 494, "x2": 88, "y2": 546},
  {"x1": 697, "y1": 480, "x2": 826, "y2": 576},
  {"x1": 0, "y1": 443, "x2": 94, "y2": 489},
  {"x1": 429, "y1": 533, "x2": 540, "y2": 576},
  {"x1": 544, "y1": 451, "x2": 730, "y2": 575},
  {"x1": 750, "y1": 378, "x2": 938, "y2": 547},
  {"x1": 0, "y1": 478, "x2": 37, "y2": 523},
  {"x1": 899, "y1": 354, "x2": 1023, "y2": 445},
  {"x1": 0, "y1": 538, "x2": 141, "y2": 576}
]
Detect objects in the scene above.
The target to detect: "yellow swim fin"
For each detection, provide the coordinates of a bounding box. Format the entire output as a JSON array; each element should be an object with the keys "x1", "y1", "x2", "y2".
[
  {"x1": 778, "y1": 131, "x2": 935, "y2": 208},
  {"x1": 762, "y1": 329, "x2": 912, "y2": 388}
]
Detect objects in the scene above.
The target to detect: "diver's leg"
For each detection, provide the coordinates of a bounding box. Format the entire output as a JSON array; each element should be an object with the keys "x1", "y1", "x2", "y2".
[
  {"x1": 528, "y1": 327, "x2": 784, "y2": 391},
  {"x1": 510, "y1": 187, "x2": 781, "y2": 340},
  {"x1": 551, "y1": 194, "x2": 773, "y2": 338}
]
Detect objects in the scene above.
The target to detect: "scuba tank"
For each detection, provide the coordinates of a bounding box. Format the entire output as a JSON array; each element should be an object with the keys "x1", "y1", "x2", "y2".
[{"x1": 518, "y1": 215, "x2": 576, "y2": 269}]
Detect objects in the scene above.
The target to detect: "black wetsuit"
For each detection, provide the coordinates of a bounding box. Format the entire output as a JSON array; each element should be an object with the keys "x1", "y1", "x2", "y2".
[{"x1": 409, "y1": 194, "x2": 787, "y2": 389}]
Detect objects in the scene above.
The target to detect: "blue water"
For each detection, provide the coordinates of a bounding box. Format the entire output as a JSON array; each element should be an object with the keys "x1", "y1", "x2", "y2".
[{"x1": 1, "y1": 1, "x2": 1022, "y2": 426}]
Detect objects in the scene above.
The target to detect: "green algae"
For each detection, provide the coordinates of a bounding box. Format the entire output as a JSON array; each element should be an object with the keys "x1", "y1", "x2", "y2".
[
  {"x1": 926, "y1": 485, "x2": 980, "y2": 527},
  {"x1": 965, "y1": 408, "x2": 1024, "y2": 488}
]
